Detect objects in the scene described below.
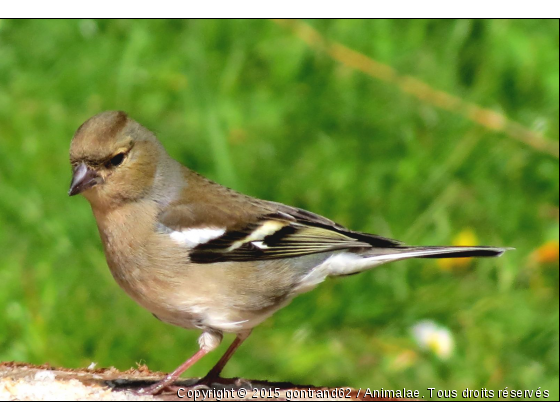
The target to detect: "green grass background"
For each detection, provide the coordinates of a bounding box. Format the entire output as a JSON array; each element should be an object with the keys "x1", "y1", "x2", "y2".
[{"x1": 0, "y1": 19, "x2": 558, "y2": 400}]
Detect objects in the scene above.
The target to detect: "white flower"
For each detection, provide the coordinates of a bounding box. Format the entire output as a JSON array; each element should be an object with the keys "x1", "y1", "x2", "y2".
[{"x1": 411, "y1": 320, "x2": 454, "y2": 359}]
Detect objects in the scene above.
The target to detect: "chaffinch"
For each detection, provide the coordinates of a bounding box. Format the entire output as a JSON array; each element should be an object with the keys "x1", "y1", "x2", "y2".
[{"x1": 68, "y1": 111, "x2": 509, "y2": 394}]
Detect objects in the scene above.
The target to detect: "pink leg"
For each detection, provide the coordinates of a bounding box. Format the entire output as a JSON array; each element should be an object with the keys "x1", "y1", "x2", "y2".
[
  {"x1": 203, "y1": 330, "x2": 252, "y2": 381},
  {"x1": 138, "y1": 347, "x2": 209, "y2": 395},
  {"x1": 137, "y1": 330, "x2": 252, "y2": 395}
]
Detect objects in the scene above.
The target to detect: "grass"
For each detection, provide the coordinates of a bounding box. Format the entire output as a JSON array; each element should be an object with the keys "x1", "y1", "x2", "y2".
[{"x1": 0, "y1": 19, "x2": 558, "y2": 400}]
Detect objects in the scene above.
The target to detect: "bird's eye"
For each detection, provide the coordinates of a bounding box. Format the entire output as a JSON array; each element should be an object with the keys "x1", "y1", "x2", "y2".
[{"x1": 107, "y1": 152, "x2": 126, "y2": 168}]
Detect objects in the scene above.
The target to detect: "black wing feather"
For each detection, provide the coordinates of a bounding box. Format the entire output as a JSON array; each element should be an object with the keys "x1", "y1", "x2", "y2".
[{"x1": 189, "y1": 210, "x2": 402, "y2": 263}]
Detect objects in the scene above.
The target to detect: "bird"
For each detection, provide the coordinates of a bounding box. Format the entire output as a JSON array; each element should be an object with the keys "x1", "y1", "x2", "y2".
[{"x1": 68, "y1": 110, "x2": 510, "y2": 394}]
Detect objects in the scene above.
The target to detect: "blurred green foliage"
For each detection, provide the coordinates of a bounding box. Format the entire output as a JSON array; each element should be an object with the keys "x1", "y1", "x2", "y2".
[{"x1": 0, "y1": 19, "x2": 558, "y2": 400}]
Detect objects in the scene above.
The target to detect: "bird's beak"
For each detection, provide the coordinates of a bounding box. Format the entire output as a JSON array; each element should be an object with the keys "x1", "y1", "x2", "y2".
[{"x1": 68, "y1": 163, "x2": 102, "y2": 196}]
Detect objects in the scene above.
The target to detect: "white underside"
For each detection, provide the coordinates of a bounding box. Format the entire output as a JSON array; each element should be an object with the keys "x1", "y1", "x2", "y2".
[
  {"x1": 164, "y1": 237, "x2": 498, "y2": 338},
  {"x1": 295, "y1": 248, "x2": 471, "y2": 294}
]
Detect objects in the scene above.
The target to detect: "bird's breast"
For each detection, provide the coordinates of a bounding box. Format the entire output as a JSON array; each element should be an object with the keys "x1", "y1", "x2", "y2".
[{"x1": 90, "y1": 201, "x2": 331, "y2": 333}]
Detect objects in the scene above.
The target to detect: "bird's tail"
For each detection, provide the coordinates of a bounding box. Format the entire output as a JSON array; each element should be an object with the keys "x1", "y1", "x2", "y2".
[
  {"x1": 362, "y1": 245, "x2": 510, "y2": 263},
  {"x1": 326, "y1": 246, "x2": 511, "y2": 277},
  {"x1": 396, "y1": 246, "x2": 509, "y2": 259}
]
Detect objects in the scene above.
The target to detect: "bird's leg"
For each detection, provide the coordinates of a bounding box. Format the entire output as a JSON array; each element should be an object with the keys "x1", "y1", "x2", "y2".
[
  {"x1": 199, "y1": 330, "x2": 252, "y2": 386},
  {"x1": 137, "y1": 329, "x2": 223, "y2": 395},
  {"x1": 137, "y1": 347, "x2": 209, "y2": 395}
]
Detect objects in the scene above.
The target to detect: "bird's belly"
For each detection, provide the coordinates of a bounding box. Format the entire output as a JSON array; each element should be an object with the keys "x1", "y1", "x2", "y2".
[
  {"x1": 103, "y1": 253, "x2": 266, "y2": 333},
  {"x1": 102, "y1": 231, "x2": 326, "y2": 333}
]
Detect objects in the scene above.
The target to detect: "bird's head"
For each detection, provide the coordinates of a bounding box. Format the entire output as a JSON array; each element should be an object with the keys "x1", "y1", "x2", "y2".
[{"x1": 69, "y1": 111, "x2": 165, "y2": 208}]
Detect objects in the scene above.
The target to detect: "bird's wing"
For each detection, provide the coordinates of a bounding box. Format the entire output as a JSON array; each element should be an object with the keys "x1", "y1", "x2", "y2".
[{"x1": 159, "y1": 198, "x2": 403, "y2": 263}]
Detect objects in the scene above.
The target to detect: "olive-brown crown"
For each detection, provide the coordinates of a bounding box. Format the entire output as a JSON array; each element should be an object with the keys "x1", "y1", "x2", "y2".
[{"x1": 69, "y1": 111, "x2": 166, "y2": 206}]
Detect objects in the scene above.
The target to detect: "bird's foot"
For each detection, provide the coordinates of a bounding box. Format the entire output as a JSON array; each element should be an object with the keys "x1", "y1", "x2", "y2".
[
  {"x1": 132, "y1": 373, "x2": 199, "y2": 396},
  {"x1": 194, "y1": 373, "x2": 223, "y2": 389},
  {"x1": 129, "y1": 372, "x2": 254, "y2": 396},
  {"x1": 133, "y1": 381, "x2": 170, "y2": 396},
  {"x1": 131, "y1": 374, "x2": 228, "y2": 396},
  {"x1": 195, "y1": 374, "x2": 254, "y2": 390}
]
